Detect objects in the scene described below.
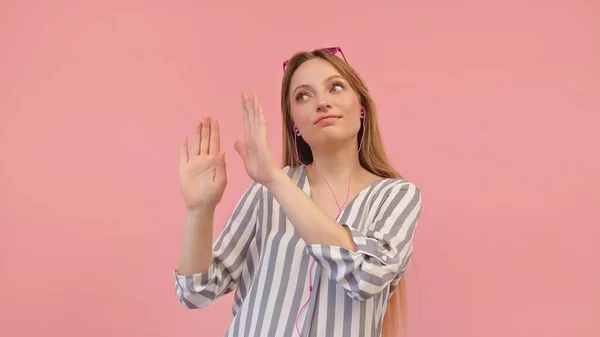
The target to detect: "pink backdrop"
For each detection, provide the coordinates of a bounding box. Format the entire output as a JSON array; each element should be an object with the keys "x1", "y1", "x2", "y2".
[{"x1": 1, "y1": 1, "x2": 598, "y2": 336}]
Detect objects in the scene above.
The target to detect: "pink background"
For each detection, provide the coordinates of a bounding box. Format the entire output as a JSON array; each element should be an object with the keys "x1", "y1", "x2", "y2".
[{"x1": 1, "y1": 1, "x2": 598, "y2": 336}]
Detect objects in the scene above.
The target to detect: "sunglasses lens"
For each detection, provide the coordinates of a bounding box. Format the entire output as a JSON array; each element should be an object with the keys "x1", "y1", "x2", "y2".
[
  {"x1": 282, "y1": 47, "x2": 344, "y2": 72},
  {"x1": 324, "y1": 47, "x2": 338, "y2": 54}
]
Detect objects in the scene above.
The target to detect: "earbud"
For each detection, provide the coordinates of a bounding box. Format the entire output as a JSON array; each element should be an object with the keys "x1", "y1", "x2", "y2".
[{"x1": 292, "y1": 125, "x2": 300, "y2": 136}]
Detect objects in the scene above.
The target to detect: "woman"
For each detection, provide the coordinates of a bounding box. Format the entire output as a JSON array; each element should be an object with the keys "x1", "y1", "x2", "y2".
[{"x1": 174, "y1": 47, "x2": 422, "y2": 337}]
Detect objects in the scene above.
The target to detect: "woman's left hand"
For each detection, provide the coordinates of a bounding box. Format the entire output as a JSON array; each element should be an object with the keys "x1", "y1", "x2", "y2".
[{"x1": 234, "y1": 92, "x2": 281, "y2": 186}]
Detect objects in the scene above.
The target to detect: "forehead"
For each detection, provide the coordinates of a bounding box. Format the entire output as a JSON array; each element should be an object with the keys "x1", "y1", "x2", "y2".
[{"x1": 289, "y1": 58, "x2": 342, "y2": 87}]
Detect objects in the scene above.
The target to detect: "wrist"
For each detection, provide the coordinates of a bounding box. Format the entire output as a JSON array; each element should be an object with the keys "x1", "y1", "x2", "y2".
[
  {"x1": 186, "y1": 206, "x2": 216, "y2": 219},
  {"x1": 264, "y1": 170, "x2": 288, "y2": 190}
]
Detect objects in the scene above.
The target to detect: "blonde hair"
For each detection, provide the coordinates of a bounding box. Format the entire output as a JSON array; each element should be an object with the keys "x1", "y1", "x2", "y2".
[{"x1": 280, "y1": 48, "x2": 411, "y2": 337}]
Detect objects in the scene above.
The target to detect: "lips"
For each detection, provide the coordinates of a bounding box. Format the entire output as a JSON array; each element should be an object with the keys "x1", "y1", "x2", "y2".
[{"x1": 314, "y1": 115, "x2": 340, "y2": 124}]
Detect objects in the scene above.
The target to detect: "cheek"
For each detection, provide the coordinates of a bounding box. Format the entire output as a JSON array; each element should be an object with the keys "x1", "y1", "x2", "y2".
[
  {"x1": 350, "y1": 93, "x2": 362, "y2": 109},
  {"x1": 290, "y1": 105, "x2": 312, "y2": 125},
  {"x1": 340, "y1": 100, "x2": 360, "y2": 117},
  {"x1": 337, "y1": 91, "x2": 361, "y2": 111}
]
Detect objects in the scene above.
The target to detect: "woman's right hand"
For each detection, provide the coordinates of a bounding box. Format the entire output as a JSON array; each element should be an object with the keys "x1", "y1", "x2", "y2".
[{"x1": 179, "y1": 116, "x2": 227, "y2": 212}]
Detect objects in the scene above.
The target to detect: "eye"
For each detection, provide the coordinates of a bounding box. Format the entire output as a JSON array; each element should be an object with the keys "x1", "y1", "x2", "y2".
[
  {"x1": 295, "y1": 92, "x2": 310, "y2": 102},
  {"x1": 330, "y1": 82, "x2": 344, "y2": 92}
]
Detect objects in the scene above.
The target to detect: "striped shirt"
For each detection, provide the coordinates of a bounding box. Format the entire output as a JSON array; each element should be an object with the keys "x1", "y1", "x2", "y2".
[{"x1": 173, "y1": 165, "x2": 422, "y2": 337}]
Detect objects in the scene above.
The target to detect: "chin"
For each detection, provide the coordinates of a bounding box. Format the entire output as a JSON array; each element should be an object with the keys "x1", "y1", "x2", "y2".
[{"x1": 308, "y1": 130, "x2": 354, "y2": 146}]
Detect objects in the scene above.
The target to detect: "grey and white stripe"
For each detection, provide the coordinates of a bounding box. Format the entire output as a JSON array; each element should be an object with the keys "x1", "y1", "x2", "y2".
[{"x1": 174, "y1": 165, "x2": 422, "y2": 337}]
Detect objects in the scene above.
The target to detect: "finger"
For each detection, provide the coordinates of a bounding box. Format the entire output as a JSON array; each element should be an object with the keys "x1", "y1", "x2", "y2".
[
  {"x1": 209, "y1": 119, "x2": 220, "y2": 155},
  {"x1": 244, "y1": 91, "x2": 254, "y2": 120},
  {"x1": 249, "y1": 93, "x2": 260, "y2": 135},
  {"x1": 180, "y1": 136, "x2": 189, "y2": 166},
  {"x1": 200, "y1": 116, "x2": 210, "y2": 155},
  {"x1": 254, "y1": 93, "x2": 264, "y2": 125},
  {"x1": 234, "y1": 140, "x2": 248, "y2": 161},
  {"x1": 252, "y1": 93, "x2": 260, "y2": 132},
  {"x1": 252, "y1": 93, "x2": 258, "y2": 116},
  {"x1": 255, "y1": 94, "x2": 267, "y2": 138},
  {"x1": 242, "y1": 92, "x2": 250, "y2": 140},
  {"x1": 191, "y1": 122, "x2": 201, "y2": 155}
]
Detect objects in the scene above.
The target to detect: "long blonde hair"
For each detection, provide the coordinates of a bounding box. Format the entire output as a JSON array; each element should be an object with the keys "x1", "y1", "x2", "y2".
[{"x1": 280, "y1": 48, "x2": 410, "y2": 337}]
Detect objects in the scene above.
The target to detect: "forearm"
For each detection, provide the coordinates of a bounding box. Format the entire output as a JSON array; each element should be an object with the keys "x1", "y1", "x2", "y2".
[
  {"x1": 265, "y1": 171, "x2": 356, "y2": 251},
  {"x1": 176, "y1": 207, "x2": 215, "y2": 275}
]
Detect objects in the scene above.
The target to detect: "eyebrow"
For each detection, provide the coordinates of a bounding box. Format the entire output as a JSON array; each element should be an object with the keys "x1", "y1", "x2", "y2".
[{"x1": 291, "y1": 75, "x2": 345, "y2": 97}]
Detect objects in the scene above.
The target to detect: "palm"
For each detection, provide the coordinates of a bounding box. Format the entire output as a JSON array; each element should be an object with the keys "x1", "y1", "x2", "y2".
[
  {"x1": 179, "y1": 116, "x2": 227, "y2": 210},
  {"x1": 234, "y1": 92, "x2": 280, "y2": 186},
  {"x1": 235, "y1": 139, "x2": 272, "y2": 185}
]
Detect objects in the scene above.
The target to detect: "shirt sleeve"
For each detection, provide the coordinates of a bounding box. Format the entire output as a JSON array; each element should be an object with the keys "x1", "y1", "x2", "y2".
[
  {"x1": 305, "y1": 181, "x2": 422, "y2": 301},
  {"x1": 173, "y1": 182, "x2": 263, "y2": 309}
]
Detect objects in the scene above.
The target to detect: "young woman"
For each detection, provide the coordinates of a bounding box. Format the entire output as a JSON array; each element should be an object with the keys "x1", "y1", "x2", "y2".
[{"x1": 174, "y1": 47, "x2": 422, "y2": 337}]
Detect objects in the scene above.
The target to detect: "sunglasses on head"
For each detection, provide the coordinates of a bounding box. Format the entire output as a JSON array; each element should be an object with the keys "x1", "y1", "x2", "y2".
[{"x1": 282, "y1": 46, "x2": 348, "y2": 71}]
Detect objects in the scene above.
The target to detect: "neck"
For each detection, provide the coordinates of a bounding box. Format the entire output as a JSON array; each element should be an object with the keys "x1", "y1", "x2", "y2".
[{"x1": 306, "y1": 144, "x2": 365, "y2": 188}]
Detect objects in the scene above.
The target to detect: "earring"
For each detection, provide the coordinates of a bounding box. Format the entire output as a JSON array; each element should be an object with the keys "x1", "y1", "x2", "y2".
[
  {"x1": 293, "y1": 125, "x2": 300, "y2": 136},
  {"x1": 360, "y1": 106, "x2": 366, "y2": 118}
]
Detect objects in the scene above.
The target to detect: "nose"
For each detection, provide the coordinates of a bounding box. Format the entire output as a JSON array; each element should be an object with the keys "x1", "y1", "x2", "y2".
[{"x1": 316, "y1": 100, "x2": 332, "y2": 112}]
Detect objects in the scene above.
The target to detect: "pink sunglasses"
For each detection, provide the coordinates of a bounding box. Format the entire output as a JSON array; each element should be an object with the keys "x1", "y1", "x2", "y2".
[{"x1": 282, "y1": 46, "x2": 348, "y2": 71}]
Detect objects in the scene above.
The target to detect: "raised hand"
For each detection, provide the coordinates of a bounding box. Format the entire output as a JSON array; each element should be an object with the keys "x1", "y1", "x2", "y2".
[
  {"x1": 234, "y1": 92, "x2": 280, "y2": 186},
  {"x1": 179, "y1": 116, "x2": 227, "y2": 211}
]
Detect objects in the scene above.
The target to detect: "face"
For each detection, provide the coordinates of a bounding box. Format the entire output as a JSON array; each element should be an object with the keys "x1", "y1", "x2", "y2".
[{"x1": 288, "y1": 58, "x2": 362, "y2": 146}]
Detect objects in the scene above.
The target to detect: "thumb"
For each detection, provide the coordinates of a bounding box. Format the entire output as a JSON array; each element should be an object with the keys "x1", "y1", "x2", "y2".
[
  {"x1": 234, "y1": 140, "x2": 248, "y2": 161},
  {"x1": 216, "y1": 152, "x2": 227, "y2": 175}
]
